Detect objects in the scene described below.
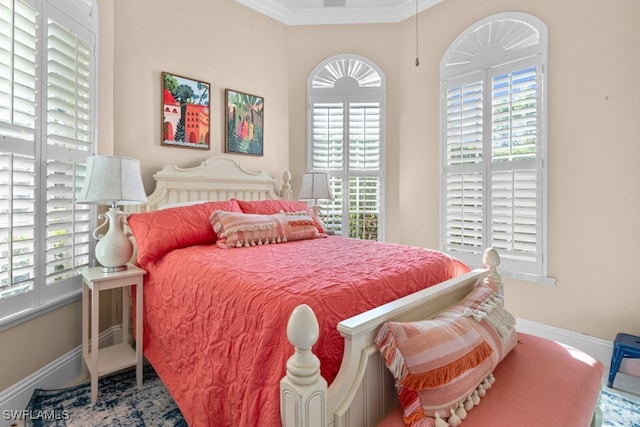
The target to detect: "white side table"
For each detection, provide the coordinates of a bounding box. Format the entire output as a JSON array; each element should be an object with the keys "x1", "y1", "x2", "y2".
[{"x1": 80, "y1": 264, "x2": 146, "y2": 405}]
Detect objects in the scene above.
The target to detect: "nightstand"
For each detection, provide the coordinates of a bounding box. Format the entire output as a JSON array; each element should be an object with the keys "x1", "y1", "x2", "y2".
[{"x1": 80, "y1": 264, "x2": 146, "y2": 405}]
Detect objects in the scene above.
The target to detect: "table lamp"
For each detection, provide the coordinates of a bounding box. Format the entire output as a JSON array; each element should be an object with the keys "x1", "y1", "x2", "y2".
[
  {"x1": 77, "y1": 155, "x2": 147, "y2": 272},
  {"x1": 298, "y1": 172, "x2": 333, "y2": 221}
]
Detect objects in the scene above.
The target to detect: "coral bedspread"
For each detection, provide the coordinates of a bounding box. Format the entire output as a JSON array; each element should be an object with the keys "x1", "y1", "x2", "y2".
[{"x1": 137, "y1": 236, "x2": 469, "y2": 426}]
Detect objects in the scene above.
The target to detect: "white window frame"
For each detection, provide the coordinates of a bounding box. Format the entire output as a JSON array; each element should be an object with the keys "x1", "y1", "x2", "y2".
[
  {"x1": 440, "y1": 13, "x2": 554, "y2": 285},
  {"x1": 307, "y1": 54, "x2": 386, "y2": 240},
  {"x1": 0, "y1": 0, "x2": 98, "y2": 328}
]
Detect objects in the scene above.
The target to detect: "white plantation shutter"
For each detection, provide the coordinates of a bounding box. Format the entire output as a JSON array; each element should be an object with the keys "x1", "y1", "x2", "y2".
[
  {"x1": 489, "y1": 63, "x2": 540, "y2": 270},
  {"x1": 46, "y1": 18, "x2": 93, "y2": 149},
  {"x1": 0, "y1": 0, "x2": 37, "y2": 317},
  {"x1": 443, "y1": 75, "x2": 485, "y2": 257},
  {"x1": 442, "y1": 58, "x2": 543, "y2": 275},
  {"x1": 0, "y1": 0, "x2": 37, "y2": 146},
  {"x1": 308, "y1": 55, "x2": 385, "y2": 240},
  {"x1": 311, "y1": 102, "x2": 345, "y2": 234},
  {"x1": 44, "y1": 160, "x2": 91, "y2": 287},
  {"x1": 347, "y1": 102, "x2": 380, "y2": 240},
  {"x1": 445, "y1": 172, "x2": 484, "y2": 254},
  {"x1": 445, "y1": 79, "x2": 483, "y2": 166},
  {"x1": 0, "y1": 0, "x2": 38, "y2": 315},
  {"x1": 487, "y1": 59, "x2": 542, "y2": 273},
  {"x1": 349, "y1": 102, "x2": 380, "y2": 171},
  {"x1": 490, "y1": 169, "x2": 537, "y2": 263},
  {"x1": 441, "y1": 13, "x2": 547, "y2": 279},
  {"x1": 312, "y1": 102, "x2": 343, "y2": 170},
  {"x1": 0, "y1": 0, "x2": 96, "y2": 323},
  {"x1": 491, "y1": 67, "x2": 538, "y2": 162},
  {"x1": 0, "y1": 154, "x2": 36, "y2": 313},
  {"x1": 44, "y1": 11, "x2": 93, "y2": 293}
]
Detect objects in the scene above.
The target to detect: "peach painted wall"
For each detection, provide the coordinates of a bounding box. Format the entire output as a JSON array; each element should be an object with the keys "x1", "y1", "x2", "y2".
[
  {"x1": 287, "y1": 0, "x2": 640, "y2": 342},
  {"x1": 109, "y1": 0, "x2": 290, "y2": 194}
]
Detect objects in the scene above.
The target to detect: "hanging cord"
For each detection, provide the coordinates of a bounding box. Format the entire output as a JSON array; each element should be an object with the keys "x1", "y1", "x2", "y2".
[{"x1": 415, "y1": 0, "x2": 420, "y2": 66}]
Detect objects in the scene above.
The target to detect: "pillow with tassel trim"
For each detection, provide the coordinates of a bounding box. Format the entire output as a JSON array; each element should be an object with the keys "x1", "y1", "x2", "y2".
[
  {"x1": 234, "y1": 199, "x2": 326, "y2": 234},
  {"x1": 210, "y1": 210, "x2": 322, "y2": 248},
  {"x1": 439, "y1": 282, "x2": 518, "y2": 366},
  {"x1": 375, "y1": 282, "x2": 517, "y2": 427}
]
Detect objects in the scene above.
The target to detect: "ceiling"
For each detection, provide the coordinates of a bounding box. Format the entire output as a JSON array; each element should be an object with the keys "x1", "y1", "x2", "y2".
[{"x1": 234, "y1": 0, "x2": 444, "y2": 26}]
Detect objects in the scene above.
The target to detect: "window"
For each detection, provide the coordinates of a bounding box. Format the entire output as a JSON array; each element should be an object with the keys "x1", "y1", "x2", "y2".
[
  {"x1": 440, "y1": 13, "x2": 551, "y2": 282},
  {"x1": 0, "y1": 0, "x2": 97, "y2": 325},
  {"x1": 307, "y1": 54, "x2": 385, "y2": 240}
]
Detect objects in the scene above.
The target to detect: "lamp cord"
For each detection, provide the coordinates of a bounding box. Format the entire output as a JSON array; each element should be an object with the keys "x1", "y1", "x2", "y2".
[{"x1": 415, "y1": 0, "x2": 420, "y2": 67}]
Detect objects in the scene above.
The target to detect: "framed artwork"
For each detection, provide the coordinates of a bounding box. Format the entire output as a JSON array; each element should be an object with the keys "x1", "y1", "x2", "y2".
[
  {"x1": 161, "y1": 72, "x2": 210, "y2": 150},
  {"x1": 225, "y1": 89, "x2": 264, "y2": 156}
]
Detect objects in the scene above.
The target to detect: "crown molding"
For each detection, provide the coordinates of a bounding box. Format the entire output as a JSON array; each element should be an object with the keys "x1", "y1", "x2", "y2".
[{"x1": 234, "y1": 0, "x2": 445, "y2": 26}]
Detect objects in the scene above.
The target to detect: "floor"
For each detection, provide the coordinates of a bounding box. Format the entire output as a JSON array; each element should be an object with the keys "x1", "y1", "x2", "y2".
[
  {"x1": 9, "y1": 362, "x2": 638, "y2": 427},
  {"x1": 607, "y1": 370, "x2": 640, "y2": 402}
]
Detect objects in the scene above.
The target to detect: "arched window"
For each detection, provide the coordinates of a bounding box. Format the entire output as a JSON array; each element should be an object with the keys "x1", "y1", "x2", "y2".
[
  {"x1": 440, "y1": 13, "x2": 551, "y2": 282},
  {"x1": 307, "y1": 54, "x2": 386, "y2": 240}
]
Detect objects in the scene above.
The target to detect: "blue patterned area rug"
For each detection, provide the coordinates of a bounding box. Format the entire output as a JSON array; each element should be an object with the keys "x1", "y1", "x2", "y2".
[
  {"x1": 602, "y1": 389, "x2": 640, "y2": 427},
  {"x1": 25, "y1": 364, "x2": 185, "y2": 426}
]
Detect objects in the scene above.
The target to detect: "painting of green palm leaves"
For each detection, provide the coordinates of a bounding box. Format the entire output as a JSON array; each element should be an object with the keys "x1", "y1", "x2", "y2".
[{"x1": 225, "y1": 89, "x2": 264, "y2": 156}]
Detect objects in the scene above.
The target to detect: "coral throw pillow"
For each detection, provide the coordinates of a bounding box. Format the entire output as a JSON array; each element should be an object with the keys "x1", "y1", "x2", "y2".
[{"x1": 128, "y1": 200, "x2": 241, "y2": 265}]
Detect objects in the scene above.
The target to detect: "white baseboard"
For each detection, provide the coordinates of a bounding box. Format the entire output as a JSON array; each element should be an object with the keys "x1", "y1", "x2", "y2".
[
  {"x1": 517, "y1": 318, "x2": 640, "y2": 377},
  {"x1": 0, "y1": 325, "x2": 122, "y2": 427},
  {"x1": 516, "y1": 318, "x2": 613, "y2": 366}
]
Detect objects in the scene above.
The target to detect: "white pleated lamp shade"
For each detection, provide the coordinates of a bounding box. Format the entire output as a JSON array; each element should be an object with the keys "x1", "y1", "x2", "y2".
[
  {"x1": 298, "y1": 173, "x2": 332, "y2": 201},
  {"x1": 78, "y1": 155, "x2": 147, "y2": 206}
]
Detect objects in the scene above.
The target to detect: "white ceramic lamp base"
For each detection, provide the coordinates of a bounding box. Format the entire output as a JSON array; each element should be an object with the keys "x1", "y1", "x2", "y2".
[{"x1": 94, "y1": 208, "x2": 133, "y2": 272}]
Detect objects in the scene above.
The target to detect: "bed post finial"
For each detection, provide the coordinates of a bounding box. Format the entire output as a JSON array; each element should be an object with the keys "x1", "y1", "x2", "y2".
[
  {"x1": 482, "y1": 248, "x2": 503, "y2": 296},
  {"x1": 281, "y1": 171, "x2": 293, "y2": 200},
  {"x1": 280, "y1": 304, "x2": 327, "y2": 427}
]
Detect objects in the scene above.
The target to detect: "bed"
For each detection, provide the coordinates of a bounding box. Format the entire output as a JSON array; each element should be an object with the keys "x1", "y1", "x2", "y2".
[{"x1": 124, "y1": 156, "x2": 507, "y2": 426}]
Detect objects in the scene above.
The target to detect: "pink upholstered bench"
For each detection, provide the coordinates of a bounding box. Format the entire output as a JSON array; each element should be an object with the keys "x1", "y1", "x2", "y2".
[{"x1": 377, "y1": 333, "x2": 604, "y2": 427}]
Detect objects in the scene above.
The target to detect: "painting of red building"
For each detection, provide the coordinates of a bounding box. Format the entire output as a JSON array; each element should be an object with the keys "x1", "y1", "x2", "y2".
[{"x1": 162, "y1": 72, "x2": 210, "y2": 150}]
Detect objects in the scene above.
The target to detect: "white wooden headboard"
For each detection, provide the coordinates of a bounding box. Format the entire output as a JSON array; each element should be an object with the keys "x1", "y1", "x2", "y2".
[{"x1": 126, "y1": 156, "x2": 292, "y2": 213}]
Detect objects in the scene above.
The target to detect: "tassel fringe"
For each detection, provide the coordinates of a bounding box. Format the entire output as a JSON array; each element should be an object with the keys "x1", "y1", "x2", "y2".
[
  {"x1": 464, "y1": 292, "x2": 516, "y2": 338},
  {"x1": 402, "y1": 342, "x2": 493, "y2": 390},
  {"x1": 428, "y1": 373, "x2": 497, "y2": 426},
  {"x1": 375, "y1": 323, "x2": 406, "y2": 379}
]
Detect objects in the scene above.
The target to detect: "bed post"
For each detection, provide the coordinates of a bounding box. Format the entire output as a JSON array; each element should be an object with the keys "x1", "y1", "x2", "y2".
[
  {"x1": 281, "y1": 304, "x2": 327, "y2": 427},
  {"x1": 482, "y1": 247, "x2": 502, "y2": 296},
  {"x1": 281, "y1": 171, "x2": 293, "y2": 200}
]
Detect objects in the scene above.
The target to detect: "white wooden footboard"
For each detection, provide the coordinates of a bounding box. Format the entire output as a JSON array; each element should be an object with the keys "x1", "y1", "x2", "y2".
[{"x1": 281, "y1": 248, "x2": 502, "y2": 427}]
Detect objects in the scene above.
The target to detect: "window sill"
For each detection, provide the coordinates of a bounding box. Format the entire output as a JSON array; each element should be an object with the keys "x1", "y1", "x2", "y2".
[
  {"x1": 501, "y1": 270, "x2": 557, "y2": 286},
  {"x1": 0, "y1": 290, "x2": 82, "y2": 333}
]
